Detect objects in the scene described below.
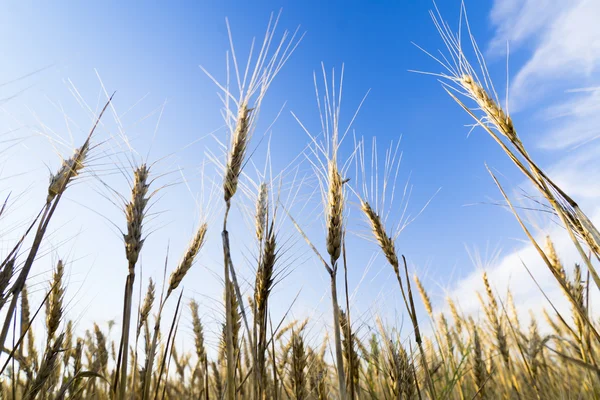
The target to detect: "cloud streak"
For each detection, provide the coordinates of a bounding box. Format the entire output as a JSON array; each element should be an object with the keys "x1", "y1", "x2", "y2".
[{"x1": 491, "y1": 0, "x2": 600, "y2": 111}]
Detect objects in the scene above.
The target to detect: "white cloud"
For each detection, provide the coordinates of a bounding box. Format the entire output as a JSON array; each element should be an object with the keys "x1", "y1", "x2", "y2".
[
  {"x1": 488, "y1": 0, "x2": 566, "y2": 54},
  {"x1": 541, "y1": 88, "x2": 600, "y2": 150},
  {"x1": 448, "y1": 204, "x2": 600, "y2": 327}
]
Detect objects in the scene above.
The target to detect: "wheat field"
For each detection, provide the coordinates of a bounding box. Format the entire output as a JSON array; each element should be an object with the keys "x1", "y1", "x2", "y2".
[{"x1": 1, "y1": 5, "x2": 599, "y2": 400}]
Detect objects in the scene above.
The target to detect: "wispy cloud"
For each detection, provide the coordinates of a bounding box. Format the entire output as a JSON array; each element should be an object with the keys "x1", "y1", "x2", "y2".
[
  {"x1": 541, "y1": 88, "x2": 600, "y2": 150},
  {"x1": 491, "y1": 0, "x2": 600, "y2": 110},
  {"x1": 488, "y1": 0, "x2": 566, "y2": 54}
]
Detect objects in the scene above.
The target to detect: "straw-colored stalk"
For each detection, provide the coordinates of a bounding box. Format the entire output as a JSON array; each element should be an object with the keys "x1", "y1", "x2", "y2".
[
  {"x1": 360, "y1": 200, "x2": 435, "y2": 398},
  {"x1": 131, "y1": 278, "x2": 155, "y2": 394},
  {"x1": 324, "y1": 159, "x2": 348, "y2": 400},
  {"x1": 0, "y1": 95, "x2": 113, "y2": 354},
  {"x1": 222, "y1": 99, "x2": 253, "y2": 400},
  {"x1": 116, "y1": 163, "x2": 150, "y2": 400}
]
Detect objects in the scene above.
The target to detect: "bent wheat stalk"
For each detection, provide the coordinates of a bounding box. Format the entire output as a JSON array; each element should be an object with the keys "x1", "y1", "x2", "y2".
[
  {"x1": 141, "y1": 222, "x2": 207, "y2": 400},
  {"x1": 427, "y1": 8, "x2": 600, "y2": 291},
  {"x1": 0, "y1": 94, "x2": 114, "y2": 355},
  {"x1": 360, "y1": 200, "x2": 436, "y2": 398}
]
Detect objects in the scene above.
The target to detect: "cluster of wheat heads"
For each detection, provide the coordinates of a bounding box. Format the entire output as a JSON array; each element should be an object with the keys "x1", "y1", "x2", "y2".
[{"x1": 1, "y1": 6, "x2": 600, "y2": 400}]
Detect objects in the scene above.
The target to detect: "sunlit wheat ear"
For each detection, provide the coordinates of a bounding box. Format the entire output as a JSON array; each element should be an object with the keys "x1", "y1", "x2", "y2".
[
  {"x1": 544, "y1": 236, "x2": 567, "y2": 281},
  {"x1": 255, "y1": 223, "x2": 276, "y2": 321},
  {"x1": 254, "y1": 221, "x2": 276, "y2": 396},
  {"x1": 326, "y1": 161, "x2": 344, "y2": 264},
  {"x1": 482, "y1": 272, "x2": 497, "y2": 310},
  {"x1": 45, "y1": 259, "x2": 65, "y2": 343},
  {"x1": 167, "y1": 222, "x2": 208, "y2": 297},
  {"x1": 207, "y1": 14, "x2": 303, "y2": 210},
  {"x1": 124, "y1": 164, "x2": 150, "y2": 268},
  {"x1": 137, "y1": 278, "x2": 155, "y2": 338},
  {"x1": 255, "y1": 182, "x2": 268, "y2": 241},
  {"x1": 458, "y1": 74, "x2": 519, "y2": 144},
  {"x1": 414, "y1": 275, "x2": 433, "y2": 317},
  {"x1": 223, "y1": 103, "x2": 252, "y2": 205},
  {"x1": 447, "y1": 297, "x2": 463, "y2": 335},
  {"x1": 190, "y1": 300, "x2": 206, "y2": 362},
  {"x1": 360, "y1": 200, "x2": 399, "y2": 271},
  {"x1": 480, "y1": 272, "x2": 509, "y2": 366},
  {"x1": 47, "y1": 143, "x2": 90, "y2": 204}
]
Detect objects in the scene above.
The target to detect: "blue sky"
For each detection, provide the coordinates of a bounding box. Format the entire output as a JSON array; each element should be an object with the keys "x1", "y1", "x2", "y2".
[{"x1": 1, "y1": 0, "x2": 599, "y2": 346}]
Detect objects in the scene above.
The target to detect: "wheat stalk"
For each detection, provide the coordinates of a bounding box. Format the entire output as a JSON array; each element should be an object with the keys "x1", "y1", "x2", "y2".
[
  {"x1": 115, "y1": 163, "x2": 151, "y2": 400},
  {"x1": 0, "y1": 95, "x2": 113, "y2": 354}
]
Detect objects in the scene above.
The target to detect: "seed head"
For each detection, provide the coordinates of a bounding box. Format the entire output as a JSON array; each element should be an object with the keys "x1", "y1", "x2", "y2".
[
  {"x1": 46, "y1": 260, "x2": 65, "y2": 342},
  {"x1": 326, "y1": 161, "x2": 344, "y2": 263},
  {"x1": 255, "y1": 183, "x2": 268, "y2": 242},
  {"x1": 167, "y1": 223, "x2": 208, "y2": 297},
  {"x1": 224, "y1": 103, "x2": 252, "y2": 204},
  {"x1": 124, "y1": 164, "x2": 150, "y2": 270},
  {"x1": 47, "y1": 144, "x2": 89, "y2": 204},
  {"x1": 361, "y1": 201, "x2": 399, "y2": 272},
  {"x1": 254, "y1": 225, "x2": 276, "y2": 326},
  {"x1": 190, "y1": 300, "x2": 206, "y2": 362},
  {"x1": 137, "y1": 278, "x2": 155, "y2": 337},
  {"x1": 460, "y1": 74, "x2": 518, "y2": 144},
  {"x1": 414, "y1": 275, "x2": 433, "y2": 317}
]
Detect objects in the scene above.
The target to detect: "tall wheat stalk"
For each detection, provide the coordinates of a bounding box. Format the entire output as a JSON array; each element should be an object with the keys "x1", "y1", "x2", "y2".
[
  {"x1": 355, "y1": 137, "x2": 436, "y2": 399},
  {"x1": 210, "y1": 13, "x2": 302, "y2": 400},
  {"x1": 115, "y1": 163, "x2": 151, "y2": 399}
]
